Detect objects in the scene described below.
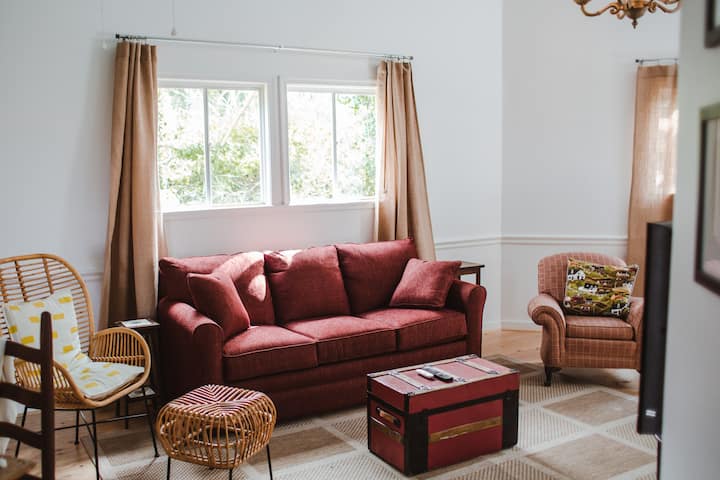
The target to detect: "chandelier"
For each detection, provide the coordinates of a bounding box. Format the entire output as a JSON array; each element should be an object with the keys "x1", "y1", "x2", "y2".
[{"x1": 573, "y1": 0, "x2": 681, "y2": 28}]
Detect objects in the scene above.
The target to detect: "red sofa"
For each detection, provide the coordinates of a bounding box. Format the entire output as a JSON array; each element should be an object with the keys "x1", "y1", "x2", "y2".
[{"x1": 157, "y1": 239, "x2": 487, "y2": 420}]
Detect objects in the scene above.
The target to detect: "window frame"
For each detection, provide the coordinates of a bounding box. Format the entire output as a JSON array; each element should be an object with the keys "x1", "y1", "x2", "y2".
[
  {"x1": 157, "y1": 79, "x2": 271, "y2": 212},
  {"x1": 280, "y1": 79, "x2": 379, "y2": 206}
]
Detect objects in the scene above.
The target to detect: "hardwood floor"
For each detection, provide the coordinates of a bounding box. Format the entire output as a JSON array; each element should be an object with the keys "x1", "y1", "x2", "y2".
[{"x1": 16, "y1": 329, "x2": 642, "y2": 479}]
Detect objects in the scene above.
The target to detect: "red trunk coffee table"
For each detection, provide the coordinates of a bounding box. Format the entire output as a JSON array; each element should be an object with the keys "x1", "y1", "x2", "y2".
[{"x1": 367, "y1": 355, "x2": 519, "y2": 475}]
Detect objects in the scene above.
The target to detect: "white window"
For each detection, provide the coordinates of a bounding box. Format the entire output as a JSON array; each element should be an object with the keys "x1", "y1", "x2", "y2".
[
  {"x1": 157, "y1": 84, "x2": 267, "y2": 211},
  {"x1": 286, "y1": 85, "x2": 377, "y2": 204}
]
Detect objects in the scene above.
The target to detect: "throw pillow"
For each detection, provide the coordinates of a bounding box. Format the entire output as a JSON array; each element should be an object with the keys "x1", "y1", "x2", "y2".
[
  {"x1": 562, "y1": 258, "x2": 639, "y2": 318},
  {"x1": 187, "y1": 271, "x2": 251, "y2": 340},
  {"x1": 390, "y1": 259, "x2": 461, "y2": 308}
]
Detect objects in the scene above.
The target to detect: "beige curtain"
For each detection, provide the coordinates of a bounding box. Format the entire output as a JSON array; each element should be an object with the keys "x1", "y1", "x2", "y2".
[
  {"x1": 376, "y1": 61, "x2": 436, "y2": 260},
  {"x1": 627, "y1": 64, "x2": 678, "y2": 293},
  {"x1": 100, "y1": 41, "x2": 166, "y2": 328}
]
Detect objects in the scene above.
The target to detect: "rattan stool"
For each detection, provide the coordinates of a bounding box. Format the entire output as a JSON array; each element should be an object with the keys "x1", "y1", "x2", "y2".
[{"x1": 156, "y1": 385, "x2": 276, "y2": 480}]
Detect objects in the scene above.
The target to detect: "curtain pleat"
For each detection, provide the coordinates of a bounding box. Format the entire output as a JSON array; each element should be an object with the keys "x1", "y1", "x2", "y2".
[
  {"x1": 627, "y1": 64, "x2": 678, "y2": 294},
  {"x1": 376, "y1": 61, "x2": 436, "y2": 260},
  {"x1": 100, "y1": 41, "x2": 166, "y2": 327}
]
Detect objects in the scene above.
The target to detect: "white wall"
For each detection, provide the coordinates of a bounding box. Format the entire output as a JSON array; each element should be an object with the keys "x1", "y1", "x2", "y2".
[
  {"x1": 501, "y1": 1, "x2": 680, "y2": 328},
  {"x1": 0, "y1": 1, "x2": 504, "y2": 327},
  {"x1": 661, "y1": 1, "x2": 720, "y2": 476}
]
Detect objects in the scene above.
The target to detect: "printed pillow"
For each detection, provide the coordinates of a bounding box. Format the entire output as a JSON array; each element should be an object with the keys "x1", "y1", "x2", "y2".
[
  {"x1": 390, "y1": 259, "x2": 461, "y2": 308},
  {"x1": 2, "y1": 290, "x2": 143, "y2": 400},
  {"x1": 187, "y1": 271, "x2": 251, "y2": 340},
  {"x1": 562, "y1": 259, "x2": 639, "y2": 319}
]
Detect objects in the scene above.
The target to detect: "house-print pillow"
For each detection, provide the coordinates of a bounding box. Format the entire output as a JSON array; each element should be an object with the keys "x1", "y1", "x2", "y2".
[
  {"x1": 3, "y1": 289, "x2": 89, "y2": 371},
  {"x1": 562, "y1": 259, "x2": 639, "y2": 319}
]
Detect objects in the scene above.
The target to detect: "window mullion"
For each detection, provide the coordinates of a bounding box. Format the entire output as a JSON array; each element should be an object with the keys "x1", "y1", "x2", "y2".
[
  {"x1": 202, "y1": 88, "x2": 212, "y2": 205},
  {"x1": 331, "y1": 91, "x2": 338, "y2": 200}
]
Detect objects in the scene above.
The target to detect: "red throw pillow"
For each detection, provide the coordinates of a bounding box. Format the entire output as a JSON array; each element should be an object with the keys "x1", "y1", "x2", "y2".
[
  {"x1": 390, "y1": 259, "x2": 461, "y2": 308},
  {"x1": 187, "y1": 271, "x2": 250, "y2": 340}
]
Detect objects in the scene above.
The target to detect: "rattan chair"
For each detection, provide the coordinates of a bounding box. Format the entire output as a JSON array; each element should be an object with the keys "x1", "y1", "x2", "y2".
[{"x1": 0, "y1": 253, "x2": 158, "y2": 480}]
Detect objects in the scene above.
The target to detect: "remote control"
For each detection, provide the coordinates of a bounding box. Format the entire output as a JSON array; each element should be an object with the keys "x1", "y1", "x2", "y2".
[
  {"x1": 421, "y1": 366, "x2": 454, "y2": 382},
  {"x1": 415, "y1": 369, "x2": 435, "y2": 380}
]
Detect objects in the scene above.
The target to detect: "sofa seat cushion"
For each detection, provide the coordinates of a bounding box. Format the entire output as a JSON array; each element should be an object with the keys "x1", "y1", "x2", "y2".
[
  {"x1": 360, "y1": 308, "x2": 467, "y2": 351},
  {"x1": 265, "y1": 246, "x2": 351, "y2": 323},
  {"x1": 566, "y1": 316, "x2": 634, "y2": 341},
  {"x1": 222, "y1": 326, "x2": 318, "y2": 382},
  {"x1": 284, "y1": 316, "x2": 396, "y2": 364},
  {"x1": 335, "y1": 239, "x2": 418, "y2": 314}
]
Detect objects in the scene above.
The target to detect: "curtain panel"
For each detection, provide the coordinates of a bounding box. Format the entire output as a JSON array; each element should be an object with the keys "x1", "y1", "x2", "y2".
[
  {"x1": 100, "y1": 41, "x2": 166, "y2": 328},
  {"x1": 627, "y1": 64, "x2": 678, "y2": 293},
  {"x1": 376, "y1": 61, "x2": 436, "y2": 260}
]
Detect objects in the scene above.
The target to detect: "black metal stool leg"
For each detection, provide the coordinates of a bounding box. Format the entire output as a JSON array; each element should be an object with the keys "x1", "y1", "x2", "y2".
[
  {"x1": 14, "y1": 406, "x2": 27, "y2": 456},
  {"x1": 91, "y1": 409, "x2": 100, "y2": 480},
  {"x1": 228, "y1": 468, "x2": 233, "y2": 480},
  {"x1": 124, "y1": 396, "x2": 130, "y2": 429},
  {"x1": 74, "y1": 409, "x2": 80, "y2": 445},
  {"x1": 142, "y1": 386, "x2": 159, "y2": 457},
  {"x1": 166, "y1": 457, "x2": 171, "y2": 480},
  {"x1": 266, "y1": 443, "x2": 273, "y2": 480}
]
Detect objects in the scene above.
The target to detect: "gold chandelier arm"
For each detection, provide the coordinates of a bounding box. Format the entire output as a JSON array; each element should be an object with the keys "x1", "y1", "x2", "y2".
[
  {"x1": 653, "y1": 0, "x2": 681, "y2": 14},
  {"x1": 574, "y1": 1, "x2": 624, "y2": 18}
]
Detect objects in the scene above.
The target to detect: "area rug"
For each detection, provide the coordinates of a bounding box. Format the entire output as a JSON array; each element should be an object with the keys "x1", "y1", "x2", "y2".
[{"x1": 83, "y1": 356, "x2": 657, "y2": 480}]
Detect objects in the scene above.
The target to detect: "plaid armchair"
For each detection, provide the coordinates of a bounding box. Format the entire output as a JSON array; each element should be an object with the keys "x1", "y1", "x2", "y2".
[{"x1": 527, "y1": 252, "x2": 644, "y2": 386}]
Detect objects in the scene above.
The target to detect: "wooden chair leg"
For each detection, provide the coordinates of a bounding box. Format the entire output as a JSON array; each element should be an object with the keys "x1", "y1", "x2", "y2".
[{"x1": 544, "y1": 366, "x2": 560, "y2": 386}]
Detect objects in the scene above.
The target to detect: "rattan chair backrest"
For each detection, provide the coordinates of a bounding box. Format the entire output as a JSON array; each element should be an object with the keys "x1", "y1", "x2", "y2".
[{"x1": 0, "y1": 253, "x2": 95, "y2": 351}]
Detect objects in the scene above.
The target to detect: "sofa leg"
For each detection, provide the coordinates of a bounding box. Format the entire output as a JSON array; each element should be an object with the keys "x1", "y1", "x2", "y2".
[{"x1": 544, "y1": 367, "x2": 559, "y2": 387}]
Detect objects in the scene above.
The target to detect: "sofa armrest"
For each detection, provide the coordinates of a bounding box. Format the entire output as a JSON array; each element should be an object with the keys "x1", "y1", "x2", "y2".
[
  {"x1": 527, "y1": 294, "x2": 566, "y2": 367},
  {"x1": 446, "y1": 280, "x2": 487, "y2": 356},
  {"x1": 158, "y1": 298, "x2": 223, "y2": 399}
]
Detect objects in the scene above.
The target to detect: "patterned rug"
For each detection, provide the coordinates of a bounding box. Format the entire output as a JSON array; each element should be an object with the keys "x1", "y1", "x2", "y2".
[{"x1": 84, "y1": 356, "x2": 657, "y2": 480}]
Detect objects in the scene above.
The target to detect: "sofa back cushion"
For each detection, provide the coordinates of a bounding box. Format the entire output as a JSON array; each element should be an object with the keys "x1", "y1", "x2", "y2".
[
  {"x1": 216, "y1": 252, "x2": 275, "y2": 325},
  {"x1": 265, "y1": 246, "x2": 351, "y2": 323},
  {"x1": 159, "y1": 254, "x2": 230, "y2": 304},
  {"x1": 187, "y1": 271, "x2": 250, "y2": 340},
  {"x1": 335, "y1": 239, "x2": 418, "y2": 313}
]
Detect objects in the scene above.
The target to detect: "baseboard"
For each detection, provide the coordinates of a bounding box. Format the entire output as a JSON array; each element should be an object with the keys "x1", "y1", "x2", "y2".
[
  {"x1": 435, "y1": 236, "x2": 502, "y2": 251},
  {"x1": 501, "y1": 319, "x2": 541, "y2": 331},
  {"x1": 482, "y1": 319, "x2": 502, "y2": 331}
]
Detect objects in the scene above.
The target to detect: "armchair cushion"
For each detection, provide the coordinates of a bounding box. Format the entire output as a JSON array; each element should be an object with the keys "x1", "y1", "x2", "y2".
[
  {"x1": 68, "y1": 361, "x2": 143, "y2": 401},
  {"x1": 565, "y1": 316, "x2": 634, "y2": 341},
  {"x1": 390, "y1": 259, "x2": 461, "y2": 308},
  {"x1": 562, "y1": 259, "x2": 638, "y2": 319},
  {"x1": 188, "y1": 271, "x2": 251, "y2": 340}
]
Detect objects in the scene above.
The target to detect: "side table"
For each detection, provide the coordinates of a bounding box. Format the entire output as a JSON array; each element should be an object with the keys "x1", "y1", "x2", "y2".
[{"x1": 458, "y1": 261, "x2": 485, "y2": 285}]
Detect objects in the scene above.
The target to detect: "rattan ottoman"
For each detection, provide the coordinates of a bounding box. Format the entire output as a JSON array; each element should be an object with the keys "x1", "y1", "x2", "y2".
[{"x1": 156, "y1": 385, "x2": 276, "y2": 480}]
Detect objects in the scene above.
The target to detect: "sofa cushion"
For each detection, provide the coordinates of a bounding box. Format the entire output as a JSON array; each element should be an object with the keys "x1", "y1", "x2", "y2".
[
  {"x1": 390, "y1": 259, "x2": 461, "y2": 308},
  {"x1": 265, "y1": 246, "x2": 350, "y2": 323},
  {"x1": 565, "y1": 316, "x2": 635, "y2": 341},
  {"x1": 159, "y1": 254, "x2": 230, "y2": 303},
  {"x1": 187, "y1": 271, "x2": 250, "y2": 340},
  {"x1": 284, "y1": 316, "x2": 396, "y2": 364},
  {"x1": 335, "y1": 239, "x2": 418, "y2": 314},
  {"x1": 360, "y1": 308, "x2": 467, "y2": 351},
  {"x1": 216, "y1": 251, "x2": 275, "y2": 325},
  {"x1": 222, "y1": 326, "x2": 317, "y2": 382}
]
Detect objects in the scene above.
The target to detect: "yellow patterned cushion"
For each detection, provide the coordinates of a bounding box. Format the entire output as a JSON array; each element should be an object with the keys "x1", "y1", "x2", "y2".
[
  {"x1": 3, "y1": 289, "x2": 87, "y2": 371},
  {"x1": 2, "y1": 290, "x2": 143, "y2": 400}
]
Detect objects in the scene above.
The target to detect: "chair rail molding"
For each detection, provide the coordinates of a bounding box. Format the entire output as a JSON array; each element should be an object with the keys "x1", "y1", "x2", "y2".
[{"x1": 502, "y1": 234, "x2": 628, "y2": 247}]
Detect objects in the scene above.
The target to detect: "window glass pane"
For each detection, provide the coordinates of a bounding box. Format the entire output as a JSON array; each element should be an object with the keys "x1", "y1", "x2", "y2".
[
  {"x1": 207, "y1": 89, "x2": 263, "y2": 205},
  {"x1": 335, "y1": 94, "x2": 376, "y2": 198},
  {"x1": 287, "y1": 91, "x2": 333, "y2": 202},
  {"x1": 157, "y1": 88, "x2": 206, "y2": 209}
]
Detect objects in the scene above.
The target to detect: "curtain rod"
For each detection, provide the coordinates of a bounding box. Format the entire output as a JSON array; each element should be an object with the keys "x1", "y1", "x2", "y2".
[
  {"x1": 635, "y1": 57, "x2": 678, "y2": 65},
  {"x1": 114, "y1": 34, "x2": 413, "y2": 62}
]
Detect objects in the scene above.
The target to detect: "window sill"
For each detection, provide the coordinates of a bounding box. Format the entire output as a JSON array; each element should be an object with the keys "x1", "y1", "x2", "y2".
[{"x1": 162, "y1": 200, "x2": 375, "y2": 222}]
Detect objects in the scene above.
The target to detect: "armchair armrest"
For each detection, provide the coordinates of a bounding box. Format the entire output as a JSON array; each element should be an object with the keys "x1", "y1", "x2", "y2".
[
  {"x1": 446, "y1": 280, "x2": 487, "y2": 356},
  {"x1": 527, "y1": 294, "x2": 566, "y2": 367},
  {"x1": 90, "y1": 327, "x2": 150, "y2": 369},
  {"x1": 626, "y1": 297, "x2": 644, "y2": 364},
  {"x1": 158, "y1": 298, "x2": 223, "y2": 399}
]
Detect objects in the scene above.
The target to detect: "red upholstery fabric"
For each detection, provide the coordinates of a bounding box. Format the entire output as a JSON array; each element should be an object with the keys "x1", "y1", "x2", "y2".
[
  {"x1": 360, "y1": 308, "x2": 467, "y2": 351},
  {"x1": 566, "y1": 316, "x2": 634, "y2": 341},
  {"x1": 284, "y1": 316, "x2": 396, "y2": 364},
  {"x1": 265, "y1": 246, "x2": 350, "y2": 322},
  {"x1": 446, "y1": 280, "x2": 486, "y2": 356},
  {"x1": 159, "y1": 254, "x2": 230, "y2": 304},
  {"x1": 158, "y1": 299, "x2": 223, "y2": 399},
  {"x1": 216, "y1": 251, "x2": 275, "y2": 325},
  {"x1": 335, "y1": 239, "x2": 418, "y2": 313},
  {"x1": 187, "y1": 271, "x2": 251, "y2": 340},
  {"x1": 222, "y1": 326, "x2": 318, "y2": 382},
  {"x1": 390, "y1": 259, "x2": 461, "y2": 308}
]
